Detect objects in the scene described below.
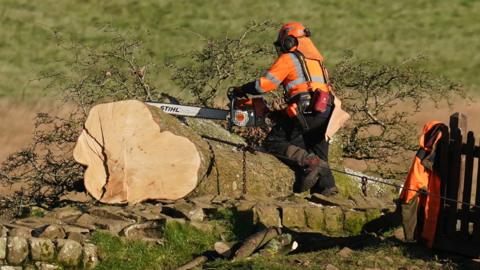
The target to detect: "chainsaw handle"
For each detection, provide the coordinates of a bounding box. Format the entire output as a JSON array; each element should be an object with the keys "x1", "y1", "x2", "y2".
[{"x1": 227, "y1": 87, "x2": 237, "y2": 101}]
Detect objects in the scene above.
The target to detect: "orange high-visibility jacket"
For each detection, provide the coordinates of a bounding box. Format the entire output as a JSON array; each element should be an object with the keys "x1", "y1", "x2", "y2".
[
  {"x1": 246, "y1": 52, "x2": 330, "y2": 117},
  {"x1": 400, "y1": 121, "x2": 446, "y2": 248}
]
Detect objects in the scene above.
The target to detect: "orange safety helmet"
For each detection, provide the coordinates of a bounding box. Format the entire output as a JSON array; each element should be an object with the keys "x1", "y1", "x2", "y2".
[
  {"x1": 274, "y1": 22, "x2": 324, "y2": 61},
  {"x1": 274, "y1": 22, "x2": 311, "y2": 53}
]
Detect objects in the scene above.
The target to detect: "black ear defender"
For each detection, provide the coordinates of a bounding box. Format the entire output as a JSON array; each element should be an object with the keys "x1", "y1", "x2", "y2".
[
  {"x1": 275, "y1": 27, "x2": 312, "y2": 53},
  {"x1": 281, "y1": 35, "x2": 298, "y2": 52}
]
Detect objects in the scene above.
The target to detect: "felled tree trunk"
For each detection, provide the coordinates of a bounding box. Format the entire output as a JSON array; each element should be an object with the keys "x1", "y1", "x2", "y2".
[{"x1": 73, "y1": 100, "x2": 294, "y2": 204}]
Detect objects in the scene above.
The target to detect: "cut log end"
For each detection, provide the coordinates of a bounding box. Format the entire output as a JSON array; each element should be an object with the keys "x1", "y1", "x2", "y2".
[{"x1": 74, "y1": 100, "x2": 202, "y2": 204}]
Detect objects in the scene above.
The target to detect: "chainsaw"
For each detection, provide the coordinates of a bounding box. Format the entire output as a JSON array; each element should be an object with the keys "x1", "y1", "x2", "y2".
[{"x1": 146, "y1": 88, "x2": 269, "y2": 128}]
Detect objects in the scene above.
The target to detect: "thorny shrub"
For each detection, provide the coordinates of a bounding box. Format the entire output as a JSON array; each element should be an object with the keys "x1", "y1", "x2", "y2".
[
  {"x1": 45, "y1": 28, "x2": 163, "y2": 115},
  {"x1": 332, "y1": 54, "x2": 465, "y2": 178},
  {"x1": 0, "y1": 113, "x2": 84, "y2": 215},
  {"x1": 166, "y1": 20, "x2": 280, "y2": 107},
  {"x1": 0, "y1": 30, "x2": 161, "y2": 216}
]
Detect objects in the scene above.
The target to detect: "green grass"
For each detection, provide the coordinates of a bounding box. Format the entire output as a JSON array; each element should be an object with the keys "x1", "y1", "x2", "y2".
[
  {"x1": 1, "y1": 0, "x2": 479, "y2": 100},
  {"x1": 91, "y1": 222, "x2": 217, "y2": 270},
  {"x1": 89, "y1": 220, "x2": 473, "y2": 270},
  {"x1": 205, "y1": 239, "x2": 465, "y2": 270}
]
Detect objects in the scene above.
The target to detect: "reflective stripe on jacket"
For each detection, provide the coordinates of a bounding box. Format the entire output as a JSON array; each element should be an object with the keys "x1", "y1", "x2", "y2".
[
  {"x1": 253, "y1": 53, "x2": 329, "y2": 117},
  {"x1": 255, "y1": 53, "x2": 329, "y2": 95},
  {"x1": 400, "y1": 121, "x2": 446, "y2": 248}
]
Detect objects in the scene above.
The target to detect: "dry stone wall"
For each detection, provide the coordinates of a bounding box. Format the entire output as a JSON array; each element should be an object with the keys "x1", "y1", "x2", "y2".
[
  {"x1": 0, "y1": 192, "x2": 395, "y2": 269},
  {"x1": 0, "y1": 235, "x2": 98, "y2": 269},
  {"x1": 234, "y1": 193, "x2": 393, "y2": 236}
]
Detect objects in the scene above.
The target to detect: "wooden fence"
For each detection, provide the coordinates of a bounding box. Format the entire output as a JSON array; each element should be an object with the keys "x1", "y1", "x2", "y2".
[{"x1": 435, "y1": 113, "x2": 480, "y2": 257}]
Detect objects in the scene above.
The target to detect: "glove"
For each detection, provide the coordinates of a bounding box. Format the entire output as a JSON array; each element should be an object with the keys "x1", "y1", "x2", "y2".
[{"x1": 229, "y1": 86, "x2": 248, "y2": 99}]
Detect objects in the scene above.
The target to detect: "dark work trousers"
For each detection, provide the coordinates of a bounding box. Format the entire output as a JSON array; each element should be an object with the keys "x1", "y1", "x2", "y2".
[{"x1": 264, "y1": 104, "x2": 335, "y2": 193}]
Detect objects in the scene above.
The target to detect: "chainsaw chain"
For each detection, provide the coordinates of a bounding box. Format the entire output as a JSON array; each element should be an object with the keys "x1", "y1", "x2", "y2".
[
  {"x1": 242, "y1": 147, "x2": 247, "y2": 194},
  {"x1": 361, "y1": 176, "x2": 368, "y2": 196}
]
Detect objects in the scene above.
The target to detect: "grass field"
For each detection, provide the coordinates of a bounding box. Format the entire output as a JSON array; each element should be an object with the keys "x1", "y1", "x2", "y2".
[{"x1": 1, "y1": 0, "x2": 480, "y2": 100}]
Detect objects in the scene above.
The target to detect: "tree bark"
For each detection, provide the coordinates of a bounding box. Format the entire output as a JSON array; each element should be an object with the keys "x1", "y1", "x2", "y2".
[
  {"x1": 73, "y1": 100, "x2": 294, "y2": 204},
  {"x1": 233, "y1": 227, "x2": 282, "y2": 260}
]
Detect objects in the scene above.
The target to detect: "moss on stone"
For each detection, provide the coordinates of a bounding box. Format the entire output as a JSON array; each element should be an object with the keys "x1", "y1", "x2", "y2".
[
  {"x1": 281, "y1": 205, "x2": 306, "y2": 229},
  {"x1": 324, "y1": 207, "x2": 344, "y2": 235},
  {"x1": 328, "y1": 139, "x2": 361, "y2": 199},
  {"x1": 305, "y1": 206, "x2": 325, "y2": 232},
  {"x1": 344, "y1": 210, "x2": 367, "y2": 235}
]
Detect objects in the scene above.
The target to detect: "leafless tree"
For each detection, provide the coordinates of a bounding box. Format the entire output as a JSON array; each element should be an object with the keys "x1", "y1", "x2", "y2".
[{"x1": 332, "y1": 55, "x2": 465, "y2": 177}]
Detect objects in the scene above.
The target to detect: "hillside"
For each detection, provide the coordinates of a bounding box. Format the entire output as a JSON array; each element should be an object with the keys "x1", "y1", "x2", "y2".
[{"x1": 1, "y1": 0, "x2": 480, "y2": 100}]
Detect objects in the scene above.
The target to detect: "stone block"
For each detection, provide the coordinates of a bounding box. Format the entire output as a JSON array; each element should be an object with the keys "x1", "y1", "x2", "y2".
[
  {"x1": 344, "y1": 210, "x2": 367, "y2": 235},
  {"x1": 304, "y1": 206, "x2": 325, "y2": 231},
  {"x1": 76, "y1": 213, "x2": 134, "y2": 236},
  {"x1": 324, "y1": 207, "x2": 344, "y2": 234},
  {"x1": 349, "y1": 194, "x2": 372, "y2": 209},
  {"x1": 235, "y1": 200, "x2": 256, "y2": 212},
  {"x1": 30, "y1": 238, "x2": 55, "y2": 261},
  {"x1": 67, "y1": 232, "x2": 85, "y2": 243},
  {"x1": 310, "y1": 194, "x2": 354, "y2": 208},
  {"x1": 281, "y1": 205, "x2": 306, "y2": 229},
  {"x1": 89, "y1": 206, "x2": 127, "y2": 220},
  {"x1": 0, "y1": 237, "x2": 6, "y2": 260},
  {"x1": 39, "y1": 225, "x2": 66, "y2": 240},
  {"x1": 74, "y1": 214, "x2": 98, "y2": 230},
  {"x1": 8, "y1": 227, "x2": 32, "y2": 238},
  {"x1": 189, "y1": 195, "x2": 217, "y2": 210},
  {"x1": 121, "y1": 221, "x2": 164, "y2": 240},
  {"x1": 1, "y1": 266, "x2": 22, "y2": 270},
  {"x1": 14, "y1": 217, "x2": 63, "y2": 230},
  {"x1": 125, "y1": 204, "x2": 163, "y2": 222},
  {"x1": 162, "y1": 202, "x2": 205, "y2": 222},
  {"x1": 57, "y1": 239, "x2": 82, "y2": 267},
  {"x1": 0, "y1": 226, "x2": 8, "y2": 237},
  {"x1": 253, "y1": 205, "x2": 281, "y2": 228},
  {"x1": 7, "y1": 237, "x2": 29, "y2": 265},
  {"x1": 63, "y1": 225, "x2": 90, "y2": 234},
  {"x1": 50, "y1": 206, "x2": 83, "y2": 221},
  {"x1": 83, "y1": 243, "x2": 99, "y2": 270},
  {"x1": 35, "y1": 262, "x2": 61, "y2": 270},
  {"x1": 350, "y1": 194, "x2": 387, "y2": 210}
]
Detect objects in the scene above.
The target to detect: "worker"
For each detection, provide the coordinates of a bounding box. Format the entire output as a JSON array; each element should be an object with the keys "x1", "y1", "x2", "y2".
[{"x1": 233, "y1": 22, "x2": 338, "y2": 196}]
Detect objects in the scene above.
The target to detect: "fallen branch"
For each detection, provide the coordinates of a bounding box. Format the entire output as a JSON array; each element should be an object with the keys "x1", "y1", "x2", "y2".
[
  {"x1": 175, "y1": 255, "x2": 208, "y2": 270},
  {"x1": 233, "y1": 227, "x2": 282, "y2": 260}
]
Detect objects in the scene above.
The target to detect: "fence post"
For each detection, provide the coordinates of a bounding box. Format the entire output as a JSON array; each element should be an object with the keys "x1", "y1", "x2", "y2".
[
  {"x1": 474, "y1": 138, "x2": 480, "y2": 242},
  {"x1": 450, "y1": 113, "x2": 468, "y2": 205},
  {"x1": 461, "y1": 131, "x2": 475, "y2": 238},
  {"x1": 435, "y1": 125, "x2": 450, "y2": 238},
  {"x1": 445, "y1": 113, "x2": 466, "y2": 235}
]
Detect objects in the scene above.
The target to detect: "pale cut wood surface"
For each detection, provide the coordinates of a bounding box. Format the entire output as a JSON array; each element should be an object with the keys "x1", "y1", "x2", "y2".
[{"x1": 74, "y1": 100, "x2": 201, "y2": 203}]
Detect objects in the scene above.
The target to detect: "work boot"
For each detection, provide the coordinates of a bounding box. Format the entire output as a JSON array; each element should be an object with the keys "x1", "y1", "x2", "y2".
[
  {"x1": 286, "y1": 145, "x2": 322, "y2": 192},
  {"x1": 310, "y1": 161, "x2": 338, "y2": 196}
]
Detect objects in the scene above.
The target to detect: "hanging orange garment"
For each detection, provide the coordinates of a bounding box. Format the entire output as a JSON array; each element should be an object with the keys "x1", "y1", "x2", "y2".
[{"x1": 400, "y1": 121, "x2": 446, "y2": 248}]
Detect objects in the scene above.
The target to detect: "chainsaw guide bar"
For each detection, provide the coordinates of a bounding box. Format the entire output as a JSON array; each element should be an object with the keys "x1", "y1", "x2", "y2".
[{"x1": 146, "y1": 102, "x2": 229, "y2": 120}]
